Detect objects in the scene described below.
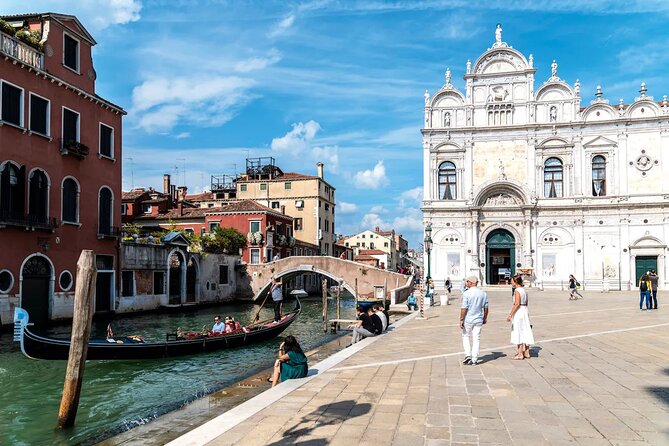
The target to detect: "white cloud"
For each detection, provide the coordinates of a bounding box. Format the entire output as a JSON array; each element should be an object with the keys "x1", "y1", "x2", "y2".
[
  {"x1": 131, "y1": 76, "x2": 255, "y2": 133},
  {"x1": 311, "y1": 145, "x2": 339, "y2": 172},
  {"x1": 373, "y1": 125, "x2": 421, "y2": 147},
  {"x1": 175, "y1": 132, "x2": 190, "y2": 139},
  {"x1": 354, "y1": 161, "x2": 389, "y2": 189},
  {"x1": 338, "y1": 202, "x2": 359, "y2": 214},
  {"x1": 271, "y1": 121, "x2": 321, "y2": 154},
  {"x1": 399, "y1": 187, "x2": 423, "y2": 207},
  {"x1": 370, "y1": 205, "x2": 387, "y2": 214},
  {"x1": 361, "y1": 212, "x2": 385, "y2": 228},
  {"x1": 267, "y1": 14, "x2": 295, "y2": 38},
  {"x1": 234, "y1": 49, "x2": 283, "y2": 73}
]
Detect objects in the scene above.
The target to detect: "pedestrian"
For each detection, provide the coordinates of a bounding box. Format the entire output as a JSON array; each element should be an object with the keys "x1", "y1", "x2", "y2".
[
  {"x1": 348, "y1": 306, "x2": 376, "y2": 344},
  {"x1": 507, "y1": 275, "x2": 534, "y2": 360},
  {"x1": 407, "y1": 293, "x2": 418, "y2": 311},
  {"x1": 273, "y1": 253, "x2": 280, "y2": 261},
  {"x1": 428, "y1": 279, "x2": 435, "y2": 306},
  {"x1": 648, "y1": 269, "x2": 659, "y2": 310},
  {"x1": 460, "y1": 275, "x2": 488, "y2": 365},
  {"x1": 270, "y1": 277, "x2": 283, "y2": 322},
  {"x1": 445, "y1": 277, "x2": 452, "y2": 305},
  {"x1": 639, "y1": 273, "x2": 651, "y2": 311},
  {"x1": 568, "y1": 274, "x2": 583, "y2": 300}
]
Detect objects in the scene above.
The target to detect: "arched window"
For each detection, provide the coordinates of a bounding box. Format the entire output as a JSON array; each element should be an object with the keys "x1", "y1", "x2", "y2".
[
  {"x1": 62, "y1": 178, "x2": 79, "y2": 223},
  {"x1": 592, "y1": 155, "x2": 606, "y2": 197},
  {"x1": 0, "y1": 162, "x2": 24, "y2": 219},
  {"x1": 438, "y1": 161, "x2": 457, "y2": 200},
  {"x1": 28, "y1": 169, "x2": 49, "y2": 223},
  {"x1": 543, "y1": 157, "x2": 563, "y2": 198},
  {"x1": 99, "y1": 187, "x2": 113, "y2": 236}
]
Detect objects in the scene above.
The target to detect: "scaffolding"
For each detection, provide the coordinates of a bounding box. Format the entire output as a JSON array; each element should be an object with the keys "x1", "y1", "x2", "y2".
[
  {"x1": 245, "y1": 157, "x2": 283, "y2": 180},
  {"x1": 210, "y1": 174, "x2": 236, "y2": 192}
]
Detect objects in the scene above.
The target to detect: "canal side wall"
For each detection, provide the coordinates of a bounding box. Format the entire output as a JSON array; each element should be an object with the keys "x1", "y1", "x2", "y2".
[
  {"x1": 198, "y1": 254, "x2": 239, "y2": 303},
  {"x1": 117, "y1": 243, "x2": 173, "y2": 313}
]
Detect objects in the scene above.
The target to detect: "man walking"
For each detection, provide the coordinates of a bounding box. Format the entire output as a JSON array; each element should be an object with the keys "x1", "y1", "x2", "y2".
[
  {"x1": 460, "y1": 276, "x2": 489, "y2": 365},
  {"x1": 649, "y1": 270, "x2": 659, "y2": 310}
]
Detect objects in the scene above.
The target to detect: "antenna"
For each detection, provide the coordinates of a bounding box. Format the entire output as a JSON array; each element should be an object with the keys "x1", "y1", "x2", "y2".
[{"x1": 177, "y1": 158, "x2": 186, "y2": 187}]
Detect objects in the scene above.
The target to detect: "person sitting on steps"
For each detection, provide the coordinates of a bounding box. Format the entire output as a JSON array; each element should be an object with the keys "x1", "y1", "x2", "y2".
[{"x1": 268, "y1": 335, "x2": 308, "y2": 387}]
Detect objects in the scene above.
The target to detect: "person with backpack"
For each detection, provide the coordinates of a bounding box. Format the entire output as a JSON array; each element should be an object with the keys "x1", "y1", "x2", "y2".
[
  {"x1": 639, "y1": 273, "x2": 652, "y2": 311},
  {"x1": 568, "y1": 274, "x2": 583, "y2": 300},
  {"x1": 648, "y1": 270, "x2": 659, "y2": 310}
]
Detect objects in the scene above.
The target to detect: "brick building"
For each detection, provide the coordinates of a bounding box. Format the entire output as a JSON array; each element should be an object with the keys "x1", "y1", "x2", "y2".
[{"x1": 0, "y1": 13, "x2": 124, "y2": 326}]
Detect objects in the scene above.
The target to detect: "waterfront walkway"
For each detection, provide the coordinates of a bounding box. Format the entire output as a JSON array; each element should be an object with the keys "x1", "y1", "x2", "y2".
[{"x1": 168, "y1": 288, "x2": 669, "y2": 446}]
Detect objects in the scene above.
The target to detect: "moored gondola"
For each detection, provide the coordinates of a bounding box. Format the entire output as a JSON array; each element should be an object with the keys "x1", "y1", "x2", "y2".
[{"x1": 13, "y1": 299, "x2": 301, "y2": 360}]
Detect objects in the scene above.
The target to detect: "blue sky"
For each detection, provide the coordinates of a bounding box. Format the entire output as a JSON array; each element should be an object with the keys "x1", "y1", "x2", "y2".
[{"x1": 4, "y1": 1, "x2": 669, "y2": 247}]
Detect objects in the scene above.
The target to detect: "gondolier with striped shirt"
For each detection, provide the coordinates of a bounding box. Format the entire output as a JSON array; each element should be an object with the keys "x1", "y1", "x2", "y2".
[{"x1": 271, "y1": 277, "x2": 283, "y2": 323}]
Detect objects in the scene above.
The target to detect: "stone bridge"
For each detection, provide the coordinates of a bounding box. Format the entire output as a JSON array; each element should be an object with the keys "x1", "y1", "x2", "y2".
[{"x1": 241, "y1": 256, "x2": 412, "y2": 303}]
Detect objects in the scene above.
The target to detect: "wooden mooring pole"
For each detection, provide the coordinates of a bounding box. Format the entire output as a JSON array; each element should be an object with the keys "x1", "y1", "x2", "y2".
[
  {"x1": 354, "y1": 278, "x2": 358, "y2": 308},
  {"x1": 56, "y1": 250, "x2": 96, "y2": 429},
  {"x1": 321, "y1": 279, "x2": 328, "y2": 333}
]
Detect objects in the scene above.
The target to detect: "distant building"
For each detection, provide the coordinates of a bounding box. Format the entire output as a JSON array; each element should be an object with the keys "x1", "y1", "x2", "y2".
[
  {"x1": 354, "y1": 249, "x2": 389, "y2": 269},
  {"x1": 0, "y1": 13, "x2": 125, "y2": 326},
  {"x1": 191, "y1": 158, "x2": 337, "y2": 257},
  {"x1": 342, "y1": 229, "x2": 397, "y2": 270}
]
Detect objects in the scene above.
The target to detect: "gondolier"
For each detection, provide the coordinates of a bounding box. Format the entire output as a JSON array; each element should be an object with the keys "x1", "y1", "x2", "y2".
[{"x1": 271, "y1": 277, "x2": 283, "y2": 323}]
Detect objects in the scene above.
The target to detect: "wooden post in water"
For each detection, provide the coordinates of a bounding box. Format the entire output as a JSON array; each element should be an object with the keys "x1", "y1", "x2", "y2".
[
  {"x1": 354, "y1": 278, "x2": 358, "y2": 309},
  {"x1": 56, "y1": 250, "x2": 96, "y2": 429},
  {"x1": 321, "y1": 279, "x2": 328, "y2": 333}
]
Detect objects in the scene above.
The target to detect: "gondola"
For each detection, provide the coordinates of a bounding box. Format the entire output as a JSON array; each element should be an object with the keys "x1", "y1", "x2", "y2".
[{"x1": 12, "y1": 299, "x2": 301, "y2": 360}]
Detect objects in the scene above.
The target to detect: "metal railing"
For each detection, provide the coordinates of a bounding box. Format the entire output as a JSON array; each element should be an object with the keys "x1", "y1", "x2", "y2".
[
  {"x1": 98, "y1": 225, "x2": 120, "y2": 239},
  {"x1": 0, "y1": 30, "x2": 44, "y2": 71},
  {"x1": 60, "y1": 138, "x2": 90, "y2": 159},
  {"x1": 0, "y1": 210, "x2": 58, "y2": 231}
]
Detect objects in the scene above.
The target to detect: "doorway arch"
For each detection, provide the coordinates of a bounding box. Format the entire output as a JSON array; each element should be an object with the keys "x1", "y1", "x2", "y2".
[
  {"x1": 186, "y1": 257, "x2": 198, "y2": 303},
  {"x1": 486, "y1": 229, "x2": 515, "y2": 285},
  {"x1": 20, "y1": 254, "x2": 53, "y2": 326},
  {"x1": 168, "y1": 251, "x2": 185, "y2": 305}
]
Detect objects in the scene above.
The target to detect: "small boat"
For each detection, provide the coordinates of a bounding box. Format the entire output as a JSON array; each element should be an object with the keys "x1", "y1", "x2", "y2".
[
  {"x1": 13, "y1": 299, "x2": 301, "y2": 361},
  {"x1": 289, "y1": 289, "x2": 309, "y2": 298}
]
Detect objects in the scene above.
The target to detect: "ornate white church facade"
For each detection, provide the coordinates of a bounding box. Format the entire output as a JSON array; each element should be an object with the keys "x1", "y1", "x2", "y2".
[{"x1": 422, "y1": 25, "x2": 668, "y2": 290}]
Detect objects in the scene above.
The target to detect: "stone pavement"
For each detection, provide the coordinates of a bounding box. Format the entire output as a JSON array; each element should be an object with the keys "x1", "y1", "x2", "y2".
[{"x1": 170, "y1": 288, "x2": 669, "y2": 446}]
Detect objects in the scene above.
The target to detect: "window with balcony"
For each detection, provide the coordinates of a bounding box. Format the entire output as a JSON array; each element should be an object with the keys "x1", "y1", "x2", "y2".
[
  {"x1": 98, "y1": 187, "x2": 113, "y2": 236},
  {"x1": 592, "y1": 155, "x2": 606, "y2": 197},
  {"x1": 62, "y1": 177, "x2": 79, "y2": 223},
  {"x1": 1, "y1": 81, "x2": 23, "y2": 127},
  {"x1": 62, "y1": 108, "x2": 79, "y2": 143},
  {"x1": 28, "y1": 169, "x2": 49, "y2": 223},
  {"x1": 99, "y1": 123, "x2": 113, "y2": 158},
  {"x1": 63, "y1": 33, "x2": 79, "y2": 72},
  {"x1": 0, "y1": 162, "x2": 24, "y2": 220},
  {"x1": 544, "y1": 157, "x2": 563, "y2": 198},
  {"x1": 29, "y1": 93, "x2": 49, "y2": 136}
]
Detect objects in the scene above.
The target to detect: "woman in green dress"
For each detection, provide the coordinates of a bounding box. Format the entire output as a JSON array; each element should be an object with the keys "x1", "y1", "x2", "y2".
[{"x1": 269, "y1": 335, "x2": 308, "y2": 387}]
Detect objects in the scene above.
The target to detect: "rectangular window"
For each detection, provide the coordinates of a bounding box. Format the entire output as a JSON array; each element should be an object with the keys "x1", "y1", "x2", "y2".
[
  {"x1": 209, "y1": 221, "x2": 220, "y2": 231},
  {"x1": 286, "y1": 226, "x2": 292, "y2": 239},
  {"x1": 62, "y1": 107, "x2": 79, "y2": 143},
  {"x1": 284, "y1": 182, "x2": 291, "y2": 190},
  {"x1": 29, "y1": 93, "x2": 49, "y2": 135},
  {"x1": 271, "y1": 201, "x2": 280, "y2": 209},
  {"x1": 260, "y1": 183, "x2": 267, "y2": 191},
  {"x1": 63, "y1": 33, "x2": 79, "y2": 71},
  {"x1": 219, "y1": 265, "x2": 229, "y2": 285},
  {"x1": 99, "y1": 123, "x2": 113, "y2": 158},
  {"x1": 250, "y1": 248, "x2": 260, "y2": 264},
  {"x1": 384, "y1": 242, "x2": 389, "y2": 247},
  {"x1": 121, "y1": 271, "x2": 134, "y2": 297},
  {"x1": 370, "y1": 242, "x2": 375, "y2": 249},
  {"x1": 184, "y1": 228, "x2": 194, "y2": 236},
  {"x1": 325, "y1": 220, "x2": 330, "y2": 232},
  {"x1": 153, "y1": 271, "x2": 165, "y2": 294},
  {"x1": 208, "y1": 203, "x2": 214, "y2": 208},
  {"x1": 250, "y1": 220, "x2": 261, "y2": 233},
  {"x1": 294, "y1": 218, "x2": 303, "y2": 230},
  {"x1": 121, "y1": 203, "x2": 127, "y2": 215},
  {"x1": 141, "y1": 203, "x2": 152, "y2": 213},
  {"x1": 1, "y1": 81, "x2": 23, "y2": 127},
  {"x1": 240, "y1": 184, "x2": 247, "y2": 192},
  {"x1": 295, "y1": 200, "x2": 304, "y2": 208},
  {"x1": 325, "y1": 203, "x2": 329, "y2": 211},
  {"x1": 96, "y1": 255, "x2": 114, "y2": 270}
]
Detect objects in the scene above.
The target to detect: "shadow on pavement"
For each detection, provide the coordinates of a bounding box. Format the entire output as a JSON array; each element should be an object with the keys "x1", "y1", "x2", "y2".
[
  {"x1": 645, "y1": 367, "x2": 669, "y2": 409},
  {"x1": 478, "y1": 351, "x2": 507, "y2": 363},
  {"x1": 266, "y1": 400, "x2": 372, "y2": 445}
]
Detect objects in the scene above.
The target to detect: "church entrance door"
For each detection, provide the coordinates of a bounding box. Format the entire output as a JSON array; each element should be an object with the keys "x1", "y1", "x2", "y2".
[
  {"x1": 635, "y1": 256, "x2": 657, "y2": 283},
  {"x1": 486, "y1": 229, "x2": 515, "y2": 285}
]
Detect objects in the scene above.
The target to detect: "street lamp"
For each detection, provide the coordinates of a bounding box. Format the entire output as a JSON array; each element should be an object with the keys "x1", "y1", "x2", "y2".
[{"x1": 421, "y1": 223, "x2": 433, "y2": 319}]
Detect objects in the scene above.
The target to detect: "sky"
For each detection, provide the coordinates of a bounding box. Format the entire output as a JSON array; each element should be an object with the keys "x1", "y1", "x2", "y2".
[{"x1": 4, "y1": 1, "x2": 669, "y2": 248}]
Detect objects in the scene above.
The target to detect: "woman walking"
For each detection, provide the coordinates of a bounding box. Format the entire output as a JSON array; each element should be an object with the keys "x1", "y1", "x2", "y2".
[
  {"x1": 568, "y1": 274, "x2": 583, "y2": 300},
  {"x1": 507, "y1": 275, "x2": 535, "y2": 360}
]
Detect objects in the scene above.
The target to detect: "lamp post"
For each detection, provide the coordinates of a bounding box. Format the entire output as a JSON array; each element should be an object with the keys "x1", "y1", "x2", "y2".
[{"x1": 420, "y1": 223, "x2": 433, "y2": 319}]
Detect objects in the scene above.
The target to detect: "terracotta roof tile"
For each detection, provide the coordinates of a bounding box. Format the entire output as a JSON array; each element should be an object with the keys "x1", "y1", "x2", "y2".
[
  {"x1": 122, "y1": 190, "x2": 148, "y2": 201},
  {"x1": 186, "y1": 192, "x2": 214, "y2": 201},
  {"x1": 354, "y1": 255, "x2": 378, "y2": 261},
  {"x1": 135, "y1": 207, "x2": 209, "y2": 220},
  {"x1": 359, "y1": 249, "x2": 386, "y2": 255}
]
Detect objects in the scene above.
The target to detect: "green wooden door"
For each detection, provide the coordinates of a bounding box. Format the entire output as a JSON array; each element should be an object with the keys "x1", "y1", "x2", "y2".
[
  {"x1": 635, "y1": 256, "x2": 657, "y2": 283},
  {"x1": 485, "y1": 229, "x2": 515, "y2": 284}
]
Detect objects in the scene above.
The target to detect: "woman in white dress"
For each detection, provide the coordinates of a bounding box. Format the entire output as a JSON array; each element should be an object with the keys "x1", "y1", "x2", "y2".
[{"x1": 507, "y1": 275, "x2": 535, "y2": 360}]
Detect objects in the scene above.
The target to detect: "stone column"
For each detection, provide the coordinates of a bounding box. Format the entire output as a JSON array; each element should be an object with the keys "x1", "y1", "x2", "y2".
[
  {"x1": 617, "y1": 131, "x2": 628, "y2": 196},
  {"x1": 573, "y1": 135, "x2": 583, "y2": 196},
  {"x1": 423, "y1": 140, "x2": 431, "y2": 200},
  {"x1": 620, "y1": 215, "x2": 631, "y2": 289}
]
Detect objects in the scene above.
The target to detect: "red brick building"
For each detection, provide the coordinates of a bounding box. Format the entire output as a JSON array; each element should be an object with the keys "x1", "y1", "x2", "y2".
[{"x1": 0, "y1": 13, "x2": 124, "y2": 326}]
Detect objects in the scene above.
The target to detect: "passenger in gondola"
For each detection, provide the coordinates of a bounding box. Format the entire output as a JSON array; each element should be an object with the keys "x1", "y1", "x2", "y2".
[
  {"x1": 268, "y1": 335, "x2": 308, "y2": 387},
  {"x1": 212, "y1": 315, "x2": 225, "y2": 334},
  {"x1": 224, "y1": 317, "x2": 235, "y2": 333},
  {"x1": 232, "y1": 317, "x2": 242, "y2": 331}
]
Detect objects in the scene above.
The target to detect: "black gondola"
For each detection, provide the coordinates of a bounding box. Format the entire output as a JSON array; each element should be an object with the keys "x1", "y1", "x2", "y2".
[{"x1": 12, "y1": 299, "x2": 300, "y2": 360}]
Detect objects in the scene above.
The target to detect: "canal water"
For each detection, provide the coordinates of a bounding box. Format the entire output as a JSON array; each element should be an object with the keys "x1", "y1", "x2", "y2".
[{"x1": 0, "y1": 296, "x2": 356, "y2": 446}]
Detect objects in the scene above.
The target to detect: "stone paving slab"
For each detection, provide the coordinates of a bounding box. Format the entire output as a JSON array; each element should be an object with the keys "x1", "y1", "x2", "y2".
[{"x1": 169, "y1": 289, "x2": 669, "y2": 445}]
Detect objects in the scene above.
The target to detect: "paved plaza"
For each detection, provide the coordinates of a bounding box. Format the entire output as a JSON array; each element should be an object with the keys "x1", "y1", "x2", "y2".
[{"x1": 165, "y1": 287, "x2": 669, "y2": 446}]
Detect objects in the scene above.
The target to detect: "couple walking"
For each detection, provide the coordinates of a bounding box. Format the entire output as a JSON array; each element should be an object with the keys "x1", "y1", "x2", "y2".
[{"x1": 460, "y1": 275, "x2": 535, "y2": 365}]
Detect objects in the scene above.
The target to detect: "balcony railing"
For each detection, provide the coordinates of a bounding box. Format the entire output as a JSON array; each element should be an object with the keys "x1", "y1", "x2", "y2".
[
  {"x1": 0, "y1": 210, "x2": 58, "y2": 231},
  {"x1": 0, "y1": 30, "x2": 44, "y2": 71},
  {"x1": 60, "y1": 139, "x2": 89, "y2": 160},
  {"x1": 98, "y1": 225, "x2": 120, "y2": 239}
]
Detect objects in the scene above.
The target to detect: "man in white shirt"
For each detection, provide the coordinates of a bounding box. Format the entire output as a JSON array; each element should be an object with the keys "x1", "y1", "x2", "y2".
[
  {"x1": 212, "y1": 315, "x2": 225, "y2": 334},
  {"x1": 460, "y1": 276, "x2": 489, "y2": 365}
]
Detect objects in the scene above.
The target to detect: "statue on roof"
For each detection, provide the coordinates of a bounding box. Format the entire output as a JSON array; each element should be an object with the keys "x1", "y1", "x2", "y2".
[
  {"x1": 466, "y1": 59, "x2": 471, "y2": 74},
  {"x1": 495, "y1": 23, "x2": 502, "y2": 45},
  {"x1": 445, "y1": 68, "x2": 452, "y2": 87},
  {"x1": 574, "y1": 79, "x2": 580, "y2": 96},
  {"x1": 551, "y1": 60, "x2": 558, "y2": 78},
  {"x1": 528, "y1": 54, "x2": 533, "y2": 68},
  {"x1": 424, "y1": 89, "x2": 430, "y2": 106}
]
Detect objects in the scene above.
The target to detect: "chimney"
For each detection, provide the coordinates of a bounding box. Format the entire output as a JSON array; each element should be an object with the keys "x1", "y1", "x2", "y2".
[
  {"x1": 177, "y1": 186, "x2": 188, "y2": 201},
  {"x1": 171, "y1": 185, "x2": 177, "y2": 202},
  {"x1": 375, "y1": 226, "x2": 380, "y2": 233},
  {"x1": 281, "y1": 205, "x2": 286, "y2": 215},
  {"x1": 163, "y1": 174, "x2": 171, "y2": 195},
  {"x1": 317, "y1": 162, "x2": 324, "y2": 179},
  {"x1": 177, "y1": 201, "x2": 183, "y2": 216}
]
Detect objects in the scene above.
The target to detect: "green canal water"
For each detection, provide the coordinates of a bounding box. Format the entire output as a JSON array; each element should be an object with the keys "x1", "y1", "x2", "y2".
[{"x1": 0, "y1": 297, "x2": 356, "y2": 446}]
